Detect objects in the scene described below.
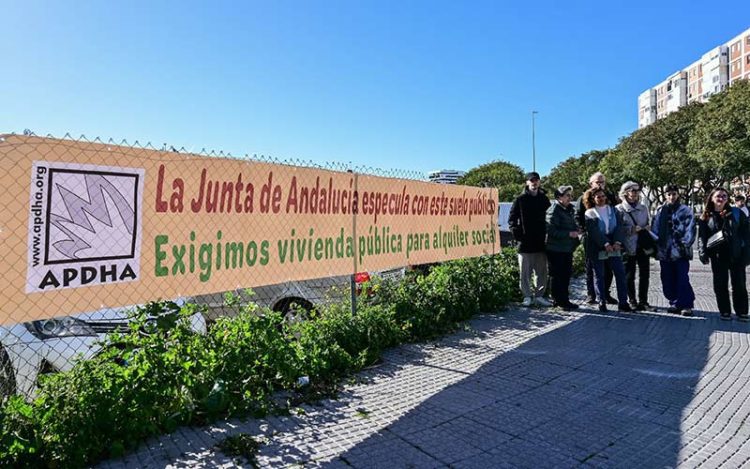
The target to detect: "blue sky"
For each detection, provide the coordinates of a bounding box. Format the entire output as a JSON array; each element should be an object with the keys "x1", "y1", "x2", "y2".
[{"x1": 2, "y1": 1, "x2": 749, "y2": 176}]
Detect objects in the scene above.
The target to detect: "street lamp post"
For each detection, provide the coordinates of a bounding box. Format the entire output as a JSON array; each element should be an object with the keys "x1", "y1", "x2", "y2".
[{"x1": 531, "y1": 111, "x2": 538, "y2": 173}]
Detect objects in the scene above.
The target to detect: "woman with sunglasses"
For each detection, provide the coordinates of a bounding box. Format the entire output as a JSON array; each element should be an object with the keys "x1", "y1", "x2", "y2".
[
  {"x1": 697, "y1": 188, "x2": 750, "y2": 321},
  {"x1": 616, "y1": 181, "x2": 654, "y2": 311},
  {"x1": 583, "y1": 187, "x2": 630, "y2": 312}
]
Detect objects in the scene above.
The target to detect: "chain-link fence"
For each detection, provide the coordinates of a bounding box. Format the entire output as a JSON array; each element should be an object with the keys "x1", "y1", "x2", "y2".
[{"x1": 0, "y1": 133, "x2": 499, "y2": 399}]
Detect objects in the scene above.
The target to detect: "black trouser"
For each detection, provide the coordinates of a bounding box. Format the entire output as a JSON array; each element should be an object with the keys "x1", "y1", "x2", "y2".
[
  {"x1": 585, "y1": 253, "x2": 612, "y2": 300},
  {"x1": 548, "y1": 250, "x2": 573, "y2": 305},
  {"x1": 625, "y1": 251, "x2": 650, "y2": 305},
  {"x1": 710, "y1": 256, "x2": 749, "y2": 317}
]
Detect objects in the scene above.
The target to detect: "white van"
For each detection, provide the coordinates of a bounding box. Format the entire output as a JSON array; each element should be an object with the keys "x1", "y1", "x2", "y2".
[{"x1": 498, "y1": 202, "x2": 514, "y2": 247}]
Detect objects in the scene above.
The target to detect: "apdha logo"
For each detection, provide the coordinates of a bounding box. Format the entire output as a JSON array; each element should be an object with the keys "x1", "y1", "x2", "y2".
[{"x1": 26, "y1": 162, "x2": 145, "y2": 293}]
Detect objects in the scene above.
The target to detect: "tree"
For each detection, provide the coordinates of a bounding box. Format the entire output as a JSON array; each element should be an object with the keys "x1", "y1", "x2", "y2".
[
  {"x1": 689, "y1": 79, "x2": 750, "y2": 188},
  {"x1": 543, "y1": 150, "x2": 608, "y2": 198},
  {"x1": 606, "y1": 102, "x2": 704, "y2": 207},
  {"x1": 458, "y1": 160, "x2": 526, "y2": 202}
]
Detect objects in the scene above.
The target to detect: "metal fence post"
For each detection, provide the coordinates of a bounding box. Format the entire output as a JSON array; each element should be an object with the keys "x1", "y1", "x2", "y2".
[{"x1": 350, "y1": 170, "x2": 358, "y2": 315}]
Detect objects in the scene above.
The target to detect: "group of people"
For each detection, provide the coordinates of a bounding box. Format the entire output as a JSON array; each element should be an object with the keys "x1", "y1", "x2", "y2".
[{"x1": 508, "y1": 171, "x2": 750, "y2": 321}]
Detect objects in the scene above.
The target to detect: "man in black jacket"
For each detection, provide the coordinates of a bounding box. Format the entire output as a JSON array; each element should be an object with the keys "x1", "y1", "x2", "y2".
[
  {"x1": 576, "y1": 171, "x2": 620, "y2": 305},
  {"x1": 509, "y1": 172, "x2": 552, "y2": 306}
]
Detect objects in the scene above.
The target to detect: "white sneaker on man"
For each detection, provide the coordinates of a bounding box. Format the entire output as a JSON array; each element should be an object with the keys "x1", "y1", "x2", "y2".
[
  {"x1": 522, "y1": 297, "x2": 533, "y2": 307},
  {"x1": 535, "y1": 297, "x2": 553, "y2": 307}
]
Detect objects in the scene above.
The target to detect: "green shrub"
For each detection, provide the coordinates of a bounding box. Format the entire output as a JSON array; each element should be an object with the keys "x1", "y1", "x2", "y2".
[
  {"x1": 0, "y1": 396, "x2": 37, "y2": 466},
  {"x1": 366, "y1": 248, "x2": 520, "y2": 340},
  {"x1": 291, "y1": 302, "x2": 404, "y2": 385},
  {"x1": 0, "y1": 250, "x2": 519, "y2": 468},
  {"x1": 204, "y1": 306, "x2": 301, "y2": 417},
  {"x1": 30, "y1": 302, "x2": 213, "y2": 467}
]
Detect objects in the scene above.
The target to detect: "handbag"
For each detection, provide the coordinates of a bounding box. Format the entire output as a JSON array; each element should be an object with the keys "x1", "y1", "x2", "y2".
[
  {"x1": 637, "y1": 230, "x2": 657, "y2": 256},
  {"x1": 627, "y1": 211, "x2": 656, "y2": 256}
]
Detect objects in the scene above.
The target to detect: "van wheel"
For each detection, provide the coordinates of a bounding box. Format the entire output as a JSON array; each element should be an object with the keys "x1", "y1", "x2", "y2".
[{"x1": 0, "y1": 346, "x2": 16, "y2": 399}]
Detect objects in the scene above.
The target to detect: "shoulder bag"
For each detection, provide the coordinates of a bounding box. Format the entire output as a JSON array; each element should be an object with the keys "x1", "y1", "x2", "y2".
[{"x1": 627, "y1": 211, "x2": 656, "y2": 256}]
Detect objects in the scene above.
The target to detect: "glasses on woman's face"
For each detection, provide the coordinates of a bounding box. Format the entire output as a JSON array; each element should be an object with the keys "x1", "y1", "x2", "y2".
[
  {"x1": 594, "y1": 194, "x2": 606, "y2": 200},
  {"x1": 714, "y1": 194, "x2": 728, "y2": 200},
  {"x1": 627, "y1": 188, "x2": 639, "y2": 193}
]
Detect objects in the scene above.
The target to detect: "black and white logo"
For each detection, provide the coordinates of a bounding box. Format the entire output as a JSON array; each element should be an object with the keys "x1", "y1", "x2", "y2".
[{"x1": 27, "y1": 162, "x2": 145, "y2": 292}]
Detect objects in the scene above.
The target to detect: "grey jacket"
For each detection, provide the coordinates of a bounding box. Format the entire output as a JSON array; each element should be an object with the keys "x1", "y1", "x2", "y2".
[{"x1": 615, "y1": 201, "x2": 650, "y2": 256}]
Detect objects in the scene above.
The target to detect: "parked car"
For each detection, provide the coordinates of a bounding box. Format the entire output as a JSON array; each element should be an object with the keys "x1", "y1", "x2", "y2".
[
  {"x1": 0, "y1": 299, "x2": 206, "y2": 399},
  {"x1": 0, "y1": 269, "x2": 405, "y2": 399},
  {"x1": 194, "y1": 268, "x2": 406, "y2": 323}
]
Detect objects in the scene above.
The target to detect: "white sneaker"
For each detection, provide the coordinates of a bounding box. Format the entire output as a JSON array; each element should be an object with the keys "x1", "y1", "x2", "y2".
[
  {"x1": 522, "y1": 297, "x2": 533, "y2": 307},
  {"x1": 535, "y1": 297, "x2": 553, "y2": 307}
]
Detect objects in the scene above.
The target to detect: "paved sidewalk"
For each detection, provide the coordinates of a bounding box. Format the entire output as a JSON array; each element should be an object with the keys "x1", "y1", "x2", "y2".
[{"x1": 100, "y1": 261, "x2": 750, "y2": 468}]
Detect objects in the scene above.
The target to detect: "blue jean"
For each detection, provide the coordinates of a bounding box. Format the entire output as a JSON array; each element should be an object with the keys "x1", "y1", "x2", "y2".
[
  {"x1": 586, "y1": 254, "x2": 612, "y2": 300},
  {"x1": 592, "y1": 256, "x2": 628, "y2": 306},
  {"x1": 659, "y1": 259, "x2": 695, "y2": 309}
]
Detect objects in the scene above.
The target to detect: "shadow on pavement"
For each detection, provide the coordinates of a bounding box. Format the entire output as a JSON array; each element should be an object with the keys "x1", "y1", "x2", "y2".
[{"x1": 326, "y1": 308, "x2": 749, "y2": 468}]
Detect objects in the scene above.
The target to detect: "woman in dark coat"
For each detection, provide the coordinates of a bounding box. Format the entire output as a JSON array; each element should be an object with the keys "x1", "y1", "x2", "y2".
[
  {"x1": 545, "y1": 185, "x2": 581, "y2": 310},
  {"x1": 697, "y1": 187, "x2": 750, "y2": 321},
  {"x1": 583, "y1": 187, "x2": 631, "y2": 312}
]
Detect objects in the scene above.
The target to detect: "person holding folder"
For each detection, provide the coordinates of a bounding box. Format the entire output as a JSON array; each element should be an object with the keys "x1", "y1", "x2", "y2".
[{"x1": 583, "y1": 187, "x2": 630, "y2": 312}]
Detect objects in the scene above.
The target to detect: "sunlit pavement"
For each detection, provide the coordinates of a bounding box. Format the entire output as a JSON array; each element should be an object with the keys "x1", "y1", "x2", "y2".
[{"x1": 99, "y1": 259, "x2": 750, "y2": 468}]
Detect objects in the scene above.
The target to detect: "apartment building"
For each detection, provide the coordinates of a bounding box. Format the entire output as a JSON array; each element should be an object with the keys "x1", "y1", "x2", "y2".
[
  {"x1": 427, "y1": 169, "x2": 465, "y2": 184},
  {"x1": 638, "y1": 89, "x2": 657, "y2": 128},
  {"x1": 655, "y1": 71, "x2": 687, "y2": 120},
  {"x1": 728, "y1": 29, "x2": 750, "y2": 83},
  {"x1": 685, "y1": 58, "x2": 703, "y2": 104},
  {"x1": 638, "y1": 26, "x2": 749, "y2": 128},
  {"x1": 701, "y1": 46, "x2": 730, "y2": 100}
]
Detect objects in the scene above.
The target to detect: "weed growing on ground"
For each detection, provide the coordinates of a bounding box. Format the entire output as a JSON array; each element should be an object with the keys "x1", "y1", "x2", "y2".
[{"x1": 216, "y1": 433, "x2": 264, "y2": 466}]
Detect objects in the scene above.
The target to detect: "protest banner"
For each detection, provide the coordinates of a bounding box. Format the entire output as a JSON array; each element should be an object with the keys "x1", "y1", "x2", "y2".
[{"x1": 0, "y1": 135, "x2": 499, "y2": 324}]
